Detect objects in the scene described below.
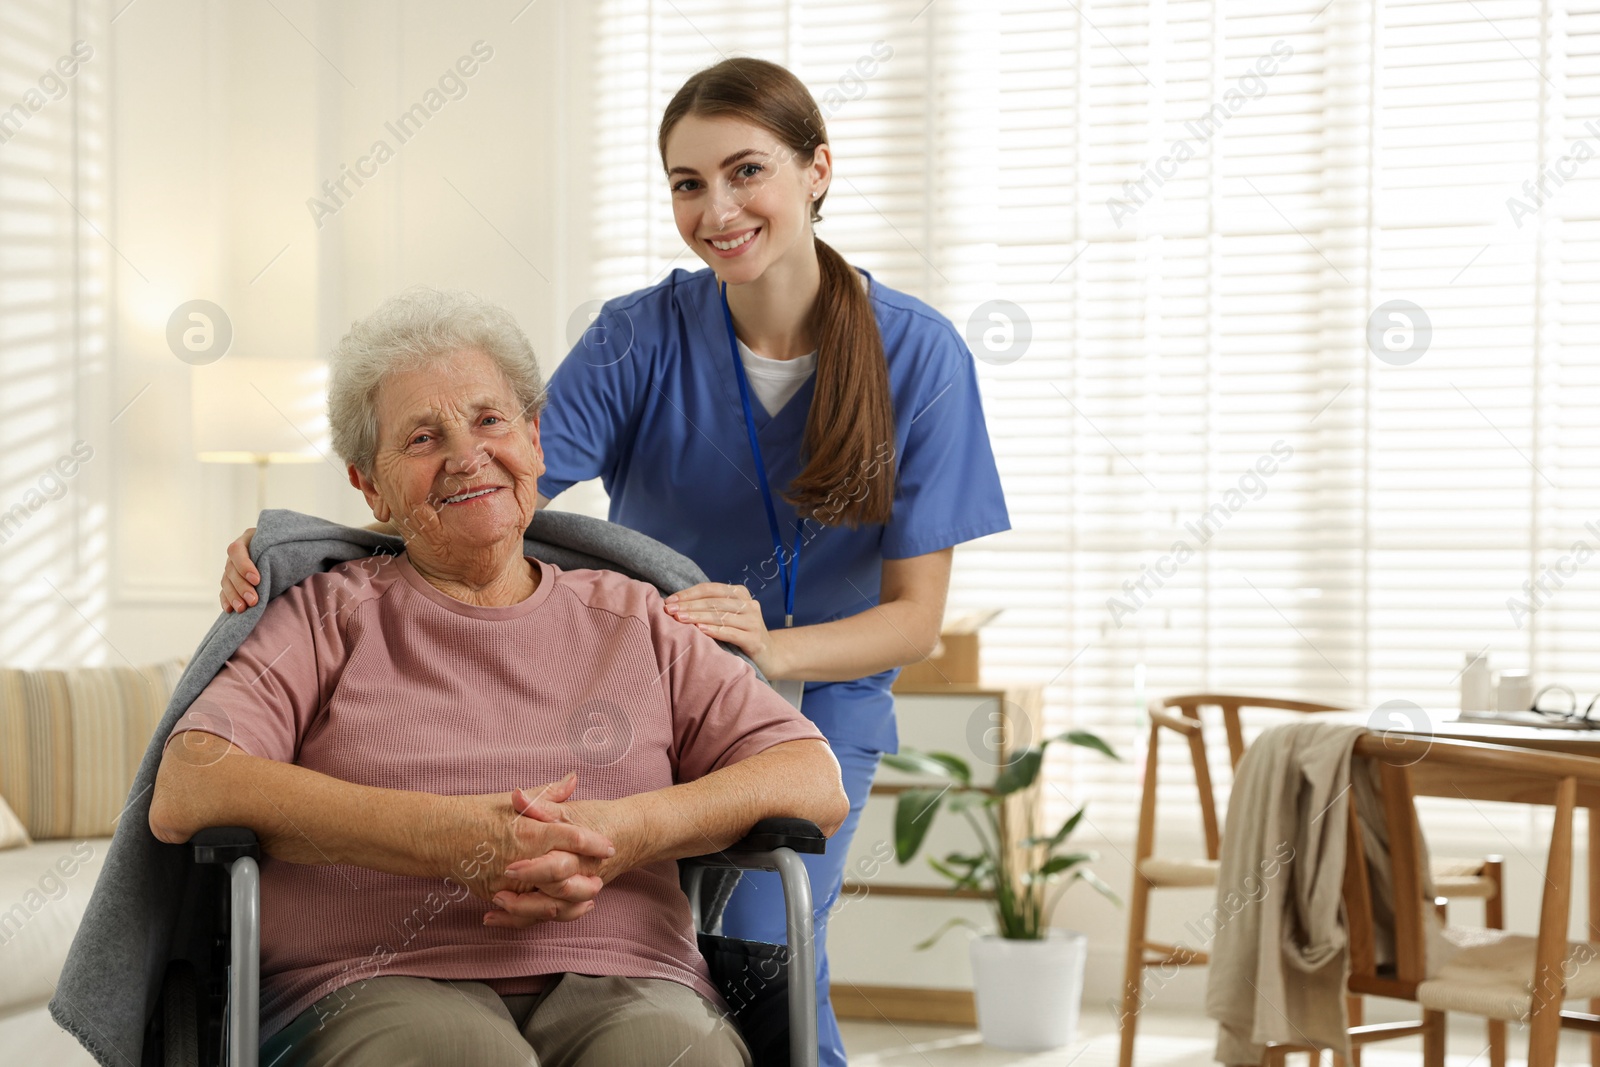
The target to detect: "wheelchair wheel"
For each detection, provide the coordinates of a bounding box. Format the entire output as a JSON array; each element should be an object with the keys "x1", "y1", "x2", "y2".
[{"x1": 161, "y1": 960, "x2": 203, "y2": 1067}]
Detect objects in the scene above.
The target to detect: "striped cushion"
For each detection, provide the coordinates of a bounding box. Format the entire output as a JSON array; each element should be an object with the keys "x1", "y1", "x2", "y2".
[{"x1": 0, "y1": 660, "x2": 184, "y2": 839}]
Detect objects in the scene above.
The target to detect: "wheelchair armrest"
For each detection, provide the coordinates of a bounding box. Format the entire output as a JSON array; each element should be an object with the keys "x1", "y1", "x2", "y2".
[
  {"x1": 684, "y1": 817, "x2": 825, "y2": 869},
  {"x1": 730, "y1": 817, "x2": 825, "y2": 855},
  {"x1": 191, "y1": 827, "x2": 261, "y2": 866}
]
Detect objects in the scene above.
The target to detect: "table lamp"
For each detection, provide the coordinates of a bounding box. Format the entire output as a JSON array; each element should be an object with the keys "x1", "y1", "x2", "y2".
[{"x1": 192, "y1": 358, "x2": 328, "y2": 513}]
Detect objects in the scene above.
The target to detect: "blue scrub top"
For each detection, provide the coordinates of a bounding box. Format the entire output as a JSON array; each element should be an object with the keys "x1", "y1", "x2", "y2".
[{"x1": 537, "y1": 267, "x2": 1010, "y2": 753}]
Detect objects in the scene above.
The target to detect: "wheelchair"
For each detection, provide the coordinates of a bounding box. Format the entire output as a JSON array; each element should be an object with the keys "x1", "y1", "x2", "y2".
[{"x1": 143, "y1": 818, "x2": 825, "y2": 1067}]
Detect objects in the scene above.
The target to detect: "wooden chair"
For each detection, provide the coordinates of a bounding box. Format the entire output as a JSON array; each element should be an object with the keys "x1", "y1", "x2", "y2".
[
  {"x1": 1119, "y1": 695, "x2": 1505, "y2": 1067},
  {"x1": 1319, "y1": 732, "x2": 1600, "y2": 1067}
]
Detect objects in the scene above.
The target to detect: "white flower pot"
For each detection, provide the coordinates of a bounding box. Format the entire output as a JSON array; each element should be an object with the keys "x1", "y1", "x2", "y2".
[{"x1": 968, "y1": 930, "x2": 1087, "y2": 1051}]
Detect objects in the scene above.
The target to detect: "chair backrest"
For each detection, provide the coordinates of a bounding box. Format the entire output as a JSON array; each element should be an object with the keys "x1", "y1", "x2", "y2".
[
  {"x1": 1141, "y1": 694, "x2": 1347, "y2": 864},
  {"x1": 1342, "y1": 732, "x2": 1588, "y2": 1004},
  {"x1": 1341, "y1": 740, "x2": 1430, "y2": 996},
  {"x1": 1164, "y1": 693, "x2": 1348, "y2": 769}
]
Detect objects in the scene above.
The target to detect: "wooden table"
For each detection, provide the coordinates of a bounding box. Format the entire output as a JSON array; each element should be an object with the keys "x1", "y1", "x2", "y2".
[{"x1": 1377, "y1": 708, "x2": 1600, "y2": 1062}]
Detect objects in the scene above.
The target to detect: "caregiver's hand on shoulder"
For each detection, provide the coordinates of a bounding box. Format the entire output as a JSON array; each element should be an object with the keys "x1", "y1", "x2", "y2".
[
  {"x1": 220, "y1": 528, "x2": 259, "y2": 613},
  {"x1": 219, "y1": 519, "x2": 404, "y2": 614},
  {"x1": 663, "y1": 582, "x2": 777, "y2": 671}
]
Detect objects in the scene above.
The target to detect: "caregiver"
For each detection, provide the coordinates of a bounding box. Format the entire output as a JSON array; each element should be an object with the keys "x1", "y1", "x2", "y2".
[{"x1": 216, "y1": 57, "x2": 1009, "y2": 1066}]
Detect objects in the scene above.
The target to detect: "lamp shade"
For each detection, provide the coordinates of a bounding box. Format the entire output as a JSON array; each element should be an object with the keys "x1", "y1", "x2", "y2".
[{"x1": 192, "y1": 358, "x2": 327, "y2": 464}]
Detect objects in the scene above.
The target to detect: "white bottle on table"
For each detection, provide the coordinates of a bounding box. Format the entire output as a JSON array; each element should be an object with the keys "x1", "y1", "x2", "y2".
[
  {"x1": 1495, "y1": 669, "x2": 1532, "y2": 712},
  {"x1": 1461, "y1": 652, "x2": 1491, "y2": 712}
]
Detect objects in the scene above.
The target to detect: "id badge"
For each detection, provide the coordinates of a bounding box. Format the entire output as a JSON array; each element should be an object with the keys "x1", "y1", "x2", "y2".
[{"x1": 772, "y1": 676, "x2": 805, "y2": 713}]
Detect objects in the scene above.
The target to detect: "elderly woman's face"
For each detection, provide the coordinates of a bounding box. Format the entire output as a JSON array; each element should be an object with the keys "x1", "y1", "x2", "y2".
[{"x1": 349, "y1": 349, "x2": 542, "y2": 560}]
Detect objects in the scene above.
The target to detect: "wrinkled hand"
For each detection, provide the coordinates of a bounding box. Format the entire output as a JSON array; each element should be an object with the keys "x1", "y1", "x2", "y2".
[
  {"x1": 219, "y1": 527, "x2": 259, "y2": 613},
  {"x1": 502, "y1": 792, "x2": 637, "y2": 879},
  {"x1": 443, "y1": 773, "x2": 617, "y2": 929},
  {"x1": 664, "y1": 582, "x2": 776, "y2": 670},
  {"x1": 487, "y1": 784, "x2": 645, "y2": 929}
]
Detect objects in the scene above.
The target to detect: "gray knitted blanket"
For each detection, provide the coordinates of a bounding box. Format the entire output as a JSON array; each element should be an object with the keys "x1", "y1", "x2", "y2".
[{"x1": 50, "y1": 507, "x2": 742, "y2": 1067}]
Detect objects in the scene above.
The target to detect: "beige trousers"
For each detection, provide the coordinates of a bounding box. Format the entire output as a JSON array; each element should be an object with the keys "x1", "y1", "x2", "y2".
[{"x1": 258, "y1": 973, "x2": 752, "y2": 1067}]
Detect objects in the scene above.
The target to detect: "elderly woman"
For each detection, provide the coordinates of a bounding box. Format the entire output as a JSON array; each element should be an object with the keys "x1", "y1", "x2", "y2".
[{"x1": 147, "y1": 289, "x2": 849, "y2": 1067}]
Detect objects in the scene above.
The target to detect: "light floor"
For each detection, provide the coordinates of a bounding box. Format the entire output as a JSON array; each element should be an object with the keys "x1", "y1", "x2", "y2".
[
  {"x1": 12, "y1": 999, "x2": 1600, "y2": 1064},
  {"x1": 842, "y1": 1007, "x2": 1600, "y2": 1065}
]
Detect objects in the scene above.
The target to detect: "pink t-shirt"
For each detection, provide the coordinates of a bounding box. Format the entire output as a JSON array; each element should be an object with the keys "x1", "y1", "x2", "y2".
[{"x1": 167, "y1": 553, "x2": 825, "y2": 1040}]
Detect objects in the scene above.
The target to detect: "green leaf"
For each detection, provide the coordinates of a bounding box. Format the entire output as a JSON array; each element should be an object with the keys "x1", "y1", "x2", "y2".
[
  {"x1": 882, "y1": 750, "x2": 964, "y2": 782},
  {"x1": 1038, "y1": 850, "x2": 1097, "y2": 877},
  {"x1": 1056, "y1": 729, "x2": 1119, "y2": 761},
  {"x1": 1021, "y1": 808, "x2": 1089, "y2": 851},
  {"x1": 913, "y1": 916, "x2": 983, "y2": 951},
  {"x1": 947, "y1": 791, "x2": 986, "y2": 814},
  {"x1": 928, "y1": 856, "x2": 987, "y2": 890},
  {"x1": 926, "y1": 752, "x2": 973, "y2": 785},
  {"x1": 993, "y1": 747, "x2": 1043, "y2": 795},
  {"x1": 963, "y1": 857, "x2": 995, "y2": 882},
  {"x1": 942, "y1": 851, "x2": 987, "y2": 867},
  {"x1": 1077, "y1": 867, "x2": 1123, "y2": 907},
  {"x1": 1049, "y1": 805, "x2": 1088, "y2": 848},
  {"x1": 893, "y1": 787, "x2": 947, "y2": 863}
]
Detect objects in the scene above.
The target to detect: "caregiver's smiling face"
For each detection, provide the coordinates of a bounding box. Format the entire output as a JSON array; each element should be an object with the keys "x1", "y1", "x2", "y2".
[
  {"x1": 349, "y1": 348, "x2": 543, "y2": 567},
  {"x1": 663, "y1": 113, "x2": 826, "y2": 285}
]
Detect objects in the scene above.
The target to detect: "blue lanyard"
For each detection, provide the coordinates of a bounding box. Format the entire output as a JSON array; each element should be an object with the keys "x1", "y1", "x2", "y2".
[{"x1": 718, "y1": 281, "x2": 802, "y2": 626}]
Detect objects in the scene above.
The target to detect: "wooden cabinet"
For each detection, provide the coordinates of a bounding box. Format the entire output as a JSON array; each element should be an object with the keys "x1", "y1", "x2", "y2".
[{"x1": 827, "y1": 683, "x2": 1042, "y2": 1024}]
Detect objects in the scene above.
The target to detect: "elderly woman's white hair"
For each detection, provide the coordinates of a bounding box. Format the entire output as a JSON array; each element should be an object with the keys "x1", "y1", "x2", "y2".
[{"x1": 328, "y1": 288, "x2": 547, "y2": 474}]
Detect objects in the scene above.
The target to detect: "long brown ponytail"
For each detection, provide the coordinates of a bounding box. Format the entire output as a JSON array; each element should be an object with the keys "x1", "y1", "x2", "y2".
[{"x1": 659, "y1": 58, "x2": 896, "y2": 527}]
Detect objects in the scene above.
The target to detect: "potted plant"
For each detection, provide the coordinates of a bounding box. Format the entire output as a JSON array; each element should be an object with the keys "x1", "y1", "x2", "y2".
[{"x1": 882, "y1": 728, "x2": 1119, "y2": 1051}]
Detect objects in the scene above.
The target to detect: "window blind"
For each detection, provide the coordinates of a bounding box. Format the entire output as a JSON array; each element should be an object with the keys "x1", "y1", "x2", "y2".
[
  {"x1": 582, "y1": 0, "x2": 1600, "y2": 847},
  {"x1": 0, "y1": 0, "x2": 106, "y2": 666}
]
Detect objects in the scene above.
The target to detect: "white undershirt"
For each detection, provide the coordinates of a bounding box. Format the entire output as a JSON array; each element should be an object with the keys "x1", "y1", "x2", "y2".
[{"x1": 736, "y1": 338, "x2": 817, "y2": 416}]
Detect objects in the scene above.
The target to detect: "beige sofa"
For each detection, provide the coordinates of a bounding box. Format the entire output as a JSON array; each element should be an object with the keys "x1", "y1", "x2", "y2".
[
  {"x1": 0, "y1": 660, "x2": 183, "y2": 1063},
  {"x1": 0, "y1": 837, "x2": 112, "y2": 1063}
]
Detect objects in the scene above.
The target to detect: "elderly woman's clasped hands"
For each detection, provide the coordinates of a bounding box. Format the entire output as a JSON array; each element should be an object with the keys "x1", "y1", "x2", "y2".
[{"x1": 460, "y1": 772, "x2": 626, "y2": 928}]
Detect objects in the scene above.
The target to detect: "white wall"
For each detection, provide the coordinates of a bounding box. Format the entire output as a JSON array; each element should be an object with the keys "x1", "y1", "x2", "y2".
[{"x1": 98, "y1": 0, "x2": 599, "y2": 664}]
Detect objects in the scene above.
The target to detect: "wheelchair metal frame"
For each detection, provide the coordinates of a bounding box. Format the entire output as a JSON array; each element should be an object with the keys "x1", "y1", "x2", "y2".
[{"x1": 186, "y1": 820, "x2": 823, "y2": 1067}]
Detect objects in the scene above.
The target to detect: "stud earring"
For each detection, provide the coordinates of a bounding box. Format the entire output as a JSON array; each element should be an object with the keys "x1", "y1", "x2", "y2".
[{"x1": 812, "y1": 190, "x2": 820, "y2": 199}]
